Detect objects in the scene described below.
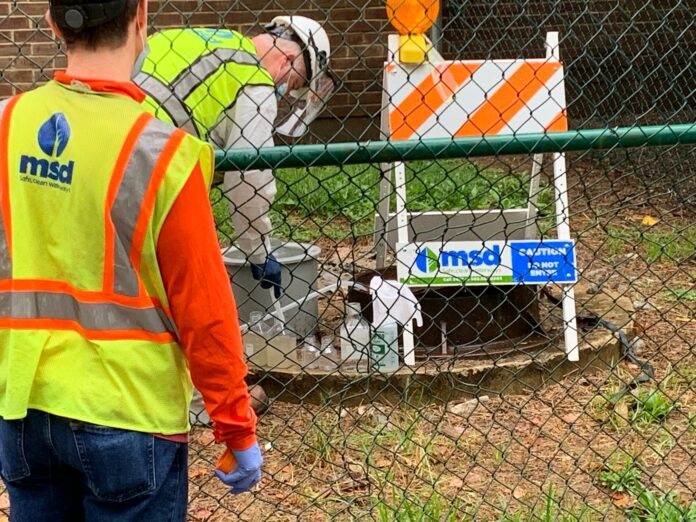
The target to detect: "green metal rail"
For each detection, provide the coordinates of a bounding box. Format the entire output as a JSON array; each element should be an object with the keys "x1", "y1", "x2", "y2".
[{"x1": 215, "y1": 123, "x2": 696, "y2": 171}]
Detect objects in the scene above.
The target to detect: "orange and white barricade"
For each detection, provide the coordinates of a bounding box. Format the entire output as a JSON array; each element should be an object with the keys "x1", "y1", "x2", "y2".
[{"x1": 375, "y1": 32, "x2": 579, "y2": 364}]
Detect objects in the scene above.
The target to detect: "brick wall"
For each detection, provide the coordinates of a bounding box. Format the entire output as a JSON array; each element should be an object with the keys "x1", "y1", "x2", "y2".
[
  {"x1": 0, "y1": 0, "x2": 66, "y2": 98},
  {"x1": 0, "y1": 0, "x2": 389, "y2": 139},
  {"x1": 0, "y1": 0, "x2": 691, "y2": 140},
  {"x1": 441, "y1": 0, "x2": 694, "y2": 128}
]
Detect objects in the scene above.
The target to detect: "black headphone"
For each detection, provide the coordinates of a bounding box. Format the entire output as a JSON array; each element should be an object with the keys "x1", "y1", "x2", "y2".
[{"x1": 51, "y1": 0, "x2": 128, "y2": 31}]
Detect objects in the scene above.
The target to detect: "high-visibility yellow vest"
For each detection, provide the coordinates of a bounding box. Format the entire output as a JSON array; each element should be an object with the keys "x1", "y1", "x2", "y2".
[
  {"x1": 137, "y1": 28, "x2": 275, "y2": 140},
  {"x1": 0, "y1": 80, "x2": 214, "y2": 435}
]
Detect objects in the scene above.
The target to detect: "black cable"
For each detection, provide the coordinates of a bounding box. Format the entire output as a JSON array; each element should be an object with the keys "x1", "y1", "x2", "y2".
[{"x1": 540, "y1": 287, "x2": 654, "y2": 403}]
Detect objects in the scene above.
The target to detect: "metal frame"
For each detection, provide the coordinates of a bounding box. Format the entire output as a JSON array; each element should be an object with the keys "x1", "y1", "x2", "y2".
[{"x1": 375, "y1": 31, "x2": 580, "y2": 364}]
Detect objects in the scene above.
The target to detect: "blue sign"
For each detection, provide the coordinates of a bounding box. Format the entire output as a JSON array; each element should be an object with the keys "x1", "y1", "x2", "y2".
[{"x1": 509, "y1": 240, "x2": 576, "y2": 283}]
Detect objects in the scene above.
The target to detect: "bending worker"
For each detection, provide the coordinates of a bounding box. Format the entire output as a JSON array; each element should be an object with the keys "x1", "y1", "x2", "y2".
[
  {"x1": 135, "y1": 18, "x2": 335, "y2": 298},
  {"x1": 0, "y1": 0, "x2": 261, "y2": 519}
]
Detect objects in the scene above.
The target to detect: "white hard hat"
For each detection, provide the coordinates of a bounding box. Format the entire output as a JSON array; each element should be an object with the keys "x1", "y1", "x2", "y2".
[
  {"x1": 265, "y1": 15, "x2": 331, "y2": 83},
  {"x1": 265, "y1": 15, "x2": 336, "y2": 137}
]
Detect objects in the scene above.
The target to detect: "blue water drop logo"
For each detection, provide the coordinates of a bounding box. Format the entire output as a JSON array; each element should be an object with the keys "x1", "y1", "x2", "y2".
[
  {"x1": 415, "y1": 247, "x2": 439, "y2": 273},
  {"x1": 38, "y1": 113, "x2": 71, "y2": 157}
]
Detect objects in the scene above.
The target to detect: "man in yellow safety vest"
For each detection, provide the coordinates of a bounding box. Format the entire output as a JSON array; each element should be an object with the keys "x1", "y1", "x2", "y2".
[
  {"x1": 135, "y1": 18, "x2": 335, "y2": 299},
  {"x1": 0, "y1": 0, "x2": 261, "y2": 519}
]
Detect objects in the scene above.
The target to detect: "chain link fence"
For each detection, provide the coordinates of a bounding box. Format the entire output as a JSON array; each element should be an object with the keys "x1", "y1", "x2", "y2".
[{"x1": 1, "y1": 0, "x2": 695, "y2": 520}]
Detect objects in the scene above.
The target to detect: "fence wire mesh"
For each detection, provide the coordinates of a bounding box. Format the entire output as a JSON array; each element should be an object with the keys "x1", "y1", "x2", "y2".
[{"x1": 1, "y1": 0, "x2": 695, "y2": 520}]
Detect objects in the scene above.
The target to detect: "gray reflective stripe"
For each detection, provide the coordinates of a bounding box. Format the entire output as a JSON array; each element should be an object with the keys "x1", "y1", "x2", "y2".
[
  {"x1": 110, "y1": 118, "x2": 174, "y2": 297},
  {"x1": 171, "y1": 48, "x2": 260, "y2": 101},
  {"x1": 135, "y1": 73, "x2": 199, "y2": 137},
  {"x1": 0, "y1": 98, "x2": 11, "y2": 279},
  {"x1": 0, "y1": 290, "x2": 175, "y2": 334}
]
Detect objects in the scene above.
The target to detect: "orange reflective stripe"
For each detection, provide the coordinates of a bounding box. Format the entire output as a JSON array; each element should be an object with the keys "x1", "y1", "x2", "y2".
[
  {"x1": 0, "y1": 318, "x2": 175, "y2": 342},
  {"x1": 130, "y1": 128, "x2": 187, "y2": 295},
  {"x1": 546, "y1": 110, "x2": 568, "y2": 132},
  {"x1": 103, "y1": 112, "x2": 153, "y2": 292},
  {"x1": 0, "y1": 94, "x2": 23, "y2": 262},
  {"x1": 390, "y1": 63, "x2": 480, "y2": 140},
  {"x1": 455, "y1": 62, "x2": 560, "y2": 137},
  {"x1": 111, "y1": 118, "x2": 176, "y2": 297}
]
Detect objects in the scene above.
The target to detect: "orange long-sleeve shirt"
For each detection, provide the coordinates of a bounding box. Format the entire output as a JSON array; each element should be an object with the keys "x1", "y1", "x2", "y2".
[
  {"x1": 54, "y1": 73, "x2": 256, "y2": 451},
  {"x1": 157, "y1": 168, "x2": 256, "y2": 450}
]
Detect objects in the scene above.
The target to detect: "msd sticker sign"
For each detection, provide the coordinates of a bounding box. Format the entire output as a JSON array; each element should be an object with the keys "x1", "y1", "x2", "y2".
[{"x1": 396, "y1": 240, "x2": 577, "y2": 286}]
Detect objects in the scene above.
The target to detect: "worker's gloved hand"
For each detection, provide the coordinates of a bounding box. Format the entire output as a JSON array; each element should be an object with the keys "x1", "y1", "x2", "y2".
[
  {"x1": 215, "y1": 443, "x2": 263, "y2": 495},
  {"x1": 250, "y1": 254, "x2": 282, "y2": 298}
]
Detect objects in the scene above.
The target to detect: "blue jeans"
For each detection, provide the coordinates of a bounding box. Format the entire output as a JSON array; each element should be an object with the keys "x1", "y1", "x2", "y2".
[{"x1": 0, "y1": 410, "x2": 188, "y2": 522}]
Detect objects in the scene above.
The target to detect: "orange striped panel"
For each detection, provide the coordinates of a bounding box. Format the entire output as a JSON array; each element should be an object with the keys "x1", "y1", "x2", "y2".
[
  {"x1": 546, "y1": 110, "x2": 568, "y2": 132},
  {"x1": 455, "y1": 62, "x2": 561, "y2": 137},
  {"x1": 390, "y1": 62, "x2": 480, "y2": 140}
]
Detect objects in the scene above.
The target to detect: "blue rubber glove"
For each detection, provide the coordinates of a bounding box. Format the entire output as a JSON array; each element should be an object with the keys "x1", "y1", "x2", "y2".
[
  {"x1": 215, "y1": 443, "x2": 263, "y2": 495},
  {"x1": 250, "y1": 254, "x2": 282, "y2": 298}
]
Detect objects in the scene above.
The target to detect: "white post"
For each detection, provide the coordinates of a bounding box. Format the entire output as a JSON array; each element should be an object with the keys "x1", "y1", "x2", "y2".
[
  {"x1": 394, "y1": 161, "x2": 416, "y2": 365},
  {"x1": 553, "y1": 152, "x2": 579, "y2": 362},
  {"x1": 547, "y1": 31, "x2": 579, "y2": 362},
  {"x1": 525, "y1": 154, "x2": 544, "y2": 239},
  {"x1": 376, "y1": 67, "x2": 394, "y2": 269}
]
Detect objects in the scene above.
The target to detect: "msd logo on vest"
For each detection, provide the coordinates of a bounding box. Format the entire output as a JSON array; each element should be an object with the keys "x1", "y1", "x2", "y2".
[{"x1": 19, "y1": 113, "x2": 74, "y2": 185}]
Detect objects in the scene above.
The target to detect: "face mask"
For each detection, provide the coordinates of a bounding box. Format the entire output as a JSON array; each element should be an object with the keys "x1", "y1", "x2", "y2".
[
  {"x1": 131, "y1": 25, "x2": 150, "y2": 79},
  {"x1": 275, "y1": 83, "x2": 288, "y2": 100}
]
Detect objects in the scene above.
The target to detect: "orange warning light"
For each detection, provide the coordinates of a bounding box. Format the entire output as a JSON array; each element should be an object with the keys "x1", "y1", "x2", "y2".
[{"x1": 386, "y1": 0, "x2": 439, "y2": 35}]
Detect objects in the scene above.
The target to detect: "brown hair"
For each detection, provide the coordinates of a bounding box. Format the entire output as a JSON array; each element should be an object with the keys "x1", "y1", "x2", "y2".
[{"x1": 49, "y1": 0, "x2": 140, "y2": 50}]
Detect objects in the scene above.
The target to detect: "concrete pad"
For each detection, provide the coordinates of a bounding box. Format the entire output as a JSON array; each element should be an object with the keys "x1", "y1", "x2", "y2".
[{"x1": 248, "y1": 284, "x2": 632, "y2": 406}]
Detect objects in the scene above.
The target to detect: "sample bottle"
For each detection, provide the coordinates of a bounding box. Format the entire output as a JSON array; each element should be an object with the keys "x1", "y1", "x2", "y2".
[
  {"x1": 297, "y1": 335, "x2": 320, "y2": 369},
  {"x1": 340, "y1": 302, "x2": 371, "y2": 373},
  {"x1": 244, "y1": 311, "x2": 268, "y2": 369},
  {"x1": 250, "y1": 311, "x2": 298, "y2": 370},
  {"x1": 371, "y1": 318, "x2": 400, "y2": 373},
  {"x1": 316, "y1": 336, "x2": 339, "y2": 371}
]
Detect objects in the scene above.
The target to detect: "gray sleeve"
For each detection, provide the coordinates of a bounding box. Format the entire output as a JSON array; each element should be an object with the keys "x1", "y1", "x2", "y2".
[{"x1": 209, "y1": 85, "x2": 278, "y2": 263}]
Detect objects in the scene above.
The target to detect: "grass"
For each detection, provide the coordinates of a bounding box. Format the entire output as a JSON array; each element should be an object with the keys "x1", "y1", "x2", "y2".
[
  {"x1": 350, "y1": 410, "x2": 439, "y2": 477},
  {"x1": 302, "y1": 407, "x2": 341, "y2": 464},
  {"x1": 493, "y1": 443, "x2": 510, "y2": 466},
  {"x1": 498, "y1": 484, "x2": 599, "y2": 522},
  {"x1": 628, "y1": 489, "x2": 696, "y2": 522},
  {"x1": 629, "y1": 389, "x2": 679, "y2": 427},
  {"x1": 601, "y1": 224, "x2": 696, "y2": 263},
  {"x1": 598, "y1": 454, "x2": 643, "y2": 494},
  {"x1": 589, "y1": 383, "x2": 679, "y2": 430},
  {"x1": 375, "y1": 487, "x2": 468, "y2": 522},
  {"x1": 664, "y1": 287, "x2": 696, "y2": 303},
  {"x1": 596, "y1": 447, "x2": 696, "y2": 521},
  {"x1": 211, "y1": 160, "x2": 552, "y2": 242},
  {"x1": 602, "y1": 227, "x2": 641, "y2": 259}
]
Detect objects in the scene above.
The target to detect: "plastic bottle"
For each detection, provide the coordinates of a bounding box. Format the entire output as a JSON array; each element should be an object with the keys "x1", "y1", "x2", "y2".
[
  {"x1": 340, "y1": 302, "x2": 371, "y2": 373},
  {"x1": 371, "y1": 318, "x2": 400, "y2": 373},
  {"x1": 250, "y1": 311, "x2": 298, "y2": 370},
  {"x1": 243, "y1": 311, "x2": 267, "y2": 369},
  {"x1": 316, "y1": 336, "x2": 339, "y2": 371},
  {"x1": 297, "y1": 335, "x2": 320, "y2": 369}
]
